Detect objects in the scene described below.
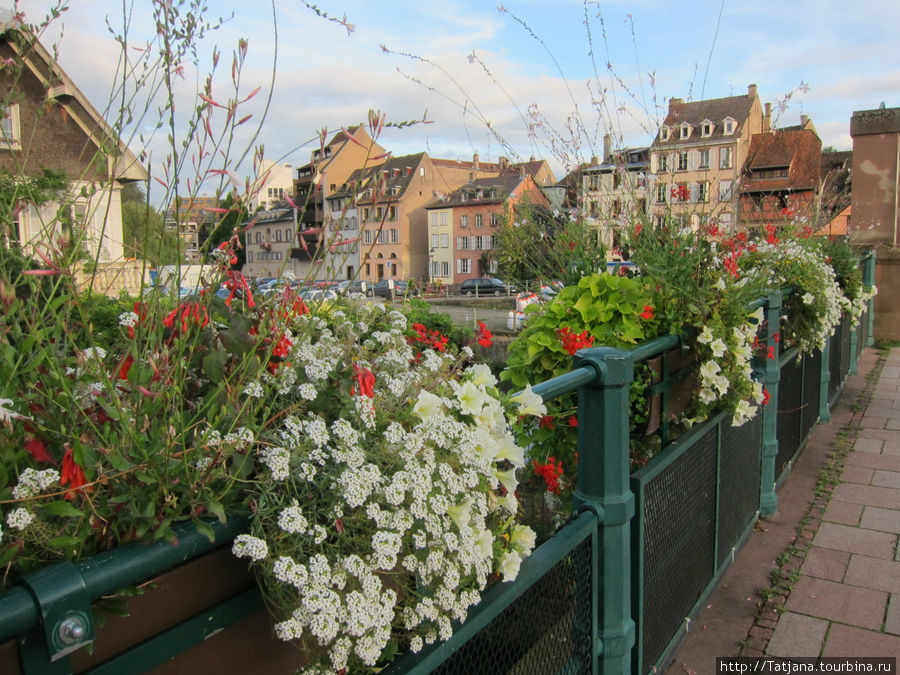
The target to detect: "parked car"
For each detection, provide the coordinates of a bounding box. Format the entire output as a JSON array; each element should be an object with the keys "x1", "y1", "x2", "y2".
[
  {"x1": 335, "y1": 279, "x2": 374, "y2": 297},
  {"x1": 373, "y1": 279, "x2": 415, "y2": 298},
  {"x1": 458, "y1": 277, "x2": 516, "y2": 297}
]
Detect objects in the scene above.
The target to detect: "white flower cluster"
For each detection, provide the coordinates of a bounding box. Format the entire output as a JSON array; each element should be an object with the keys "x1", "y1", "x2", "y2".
[
  {"x1": 12, "y1": 468, "x2": 60, "y2": 499},
  {"x1": 233, "y1": 302, "x2": 539, "y2": 671}
]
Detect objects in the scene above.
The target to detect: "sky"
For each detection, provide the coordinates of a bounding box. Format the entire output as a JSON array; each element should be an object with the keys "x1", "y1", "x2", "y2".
[{"x1": 12, "y1": 0, "x2": 900, "y2": 201}]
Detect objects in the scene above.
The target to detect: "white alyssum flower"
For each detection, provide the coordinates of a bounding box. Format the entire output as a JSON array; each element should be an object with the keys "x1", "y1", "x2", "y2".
[
  {"x1": 277, "y1": 501, "x2": 308, "y2": 534},
  {"x1": 243, "y1": 381, "x2": 264, "y2": 399},
  {"x1": 7, "y1": 507, "x2": 35, "y2": 531},
  {"x1": 118, "y1": 311, "x2": 139, "y2": 327},
  {"x1": 232, "y1": 534, "x2": 268, "y2": 561}
]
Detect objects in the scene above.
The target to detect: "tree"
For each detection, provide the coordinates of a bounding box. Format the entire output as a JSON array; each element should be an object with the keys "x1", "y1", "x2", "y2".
[
  {"x1": 120, "y1": 182, "x2": 182, "y2": 265},
  {"x1": 491, "y1": 203, "x2": 607, "y2": 284},
  {"x1": 200, "y1": 192, "x2": 247, "y2": 268}
]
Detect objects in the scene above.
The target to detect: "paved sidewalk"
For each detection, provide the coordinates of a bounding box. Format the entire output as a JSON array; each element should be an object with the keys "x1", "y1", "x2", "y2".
[{"x1": 666, "y1": 347, "x2": 900, "y2": 674}]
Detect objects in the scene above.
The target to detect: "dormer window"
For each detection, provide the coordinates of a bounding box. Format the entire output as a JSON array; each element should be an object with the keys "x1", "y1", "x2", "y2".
[
  {"x1": 722, "y1": 117, "x2": 735, "y2": 135},
  {"x1": 660, "y1": 126, "x2": 670, "y2": 141},
  {"x1": 701, "y1": 120, "x2": 714, "y2": 137},
  {"x1": 679, "y1": 123, "x2": 692, "y2": 140}
]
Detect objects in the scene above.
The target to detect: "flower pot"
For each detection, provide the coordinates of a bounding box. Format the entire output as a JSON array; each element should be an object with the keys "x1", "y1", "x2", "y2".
[{"x1": 0, "y1": 544, "x2": 307, "y2": 674}]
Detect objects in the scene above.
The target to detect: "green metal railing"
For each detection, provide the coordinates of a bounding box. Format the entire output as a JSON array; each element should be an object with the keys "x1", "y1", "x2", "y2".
[{"x1": 0, "y1": 252, "x2": 877, "y2": 674}]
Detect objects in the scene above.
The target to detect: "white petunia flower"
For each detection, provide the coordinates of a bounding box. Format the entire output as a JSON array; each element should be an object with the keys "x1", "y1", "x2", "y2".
[
  {"x1": 510, "y1": 384, "x2": 546, "y2": 417},
  {"x1": 498, "y1": 550, "x2": 523, "y2": 582}
]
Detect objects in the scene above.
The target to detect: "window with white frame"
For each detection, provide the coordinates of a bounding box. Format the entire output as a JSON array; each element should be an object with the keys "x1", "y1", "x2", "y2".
[
  {"x1": 680, "y1": 124, "x2": 691, "y2": 140},
  {"x1": 1, "y1": 104, "x2": 21, "y2": 149},
  {"x1": 457, "y1": 258, "x2": 472, "y2": 274},
  {"x1": 275, "y1": 229, "x2": 282, "y2": 242},
  {"x1": 460, "y1": 215, "x2": 468, "y2": 228},
  {"x1": 364, "y1": 230, "x2": 373, "y2": 244},
  {"x1": 698, "y1": 149, "x2": 710, "y2": 169},
  {"x1": 720, "y1": 147, "x2": 732, "y2": 169},
  {"x1": 657, "y1": 154, "x2": 668, "y2": 173},
  {"x1": 723, "y1": 118, "x2": 734, "y2": 135},
  {"x1": 677, "y1": 152, "x2": 688, "y2": 171},
  {"x1": 377, "y1": 230, "x2": 388, "y2": 244},
  {"x1": 457, "y1": 236, "x2": 470, "y2": 250},
  {"x1": 440, "y1": 212, "x2": 448, "y2": 226},
  {"x1": 660, "y1": 126, "x2": 670, "y2": 141},
  {"x1": 441, "y1": 261, "x2": 450, "y2": 277},
  {"x1": 697, "y1": 182, "x2": 709, "y2": 202},
  {"x1": 429, "y1": 213, "x2": 437, "y2": 227},
  {"x1": 701, "y1": 121, "x2": 713, "y2": 137},
  {"x1": 656, "y1": 183, "x2": 667, "y2": 203},
  {"x1": 388, "y1": 206, "x2": 397, "y2": 221},
  {"x1": 490, "y1": 213, "x2": 498, "y2": 226},
  {"x1": 474, "y1": 235, "x2": 484, "y2": 250},
  {"x1": 431, "y1": 233, "x2": 439, "y2": 248},
  {"x1": 475, "y1": 214, "x2": 483, "y2": 227},
  {"x1": 363, "y1": 208, "x2": 370, "y2": 221},
  {"x1": 248, "y1": 251, "x2": 253, "y2": 262},
  {"x1": 390, "y1": 229, "x2": 399, "y2": 243},
  {"x1": 718, "y1": 180, "x2": 732, "y2": 202},
  {"x1": 440, "y1": 234, "x2": 449, "y2": 248}
]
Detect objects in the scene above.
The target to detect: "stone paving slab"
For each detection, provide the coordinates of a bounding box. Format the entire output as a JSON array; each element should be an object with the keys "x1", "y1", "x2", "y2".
[
  {"x1": 861, "y1": 415, "x2": 887, "y2": 429},
  {"x1": 844, "y1": 554, "x2": 900, "y2": 594},
  {"x1": 860, "y1": 506, "x2": 900, "y2": 534},
  {"x1": 822, "y1": 623, "x2": 900, "y2": 657},
  {"x1": 886, "y1": 418, "x2": 900, "y2": 430},
  {"x1": 785, "y1": 576, "x2": 888, "y2": 630},
  {"x1": 831, "y1": 483, "x2": 900, "y2": 509},
  {"x1": 800, "y1": 546, "x2": 850, "y2": 582},
  {"x1": 766, "y1": 612, "x2": 828, "y2": 657},
  {"x1": 812, "y1": 521, "x2": 897, "y2": 558},
  {"x1": 841, "y1": 465, "x2": 875, "y2": 484},
  {"x1": 856, "y1": 428, "x2": 900, "y2": 443},
  {"x1": 871, "y1": 469, "x2": 900, "y2": 489},
  {"x1": 823, "y1": 499, "x2": 863, "y2": 526},
  {"x1": 887, "y1": 595, "x2": 900, "y2": 636},
  {"x1": 864, "y1": 405, "x2": 900, "y2": 419},
  {"x1": 845, "y1": 451, "x2": 900, "y2": 472},
  {"x1": 854, "y1": 438, "x2": 885, "y2": 454}
]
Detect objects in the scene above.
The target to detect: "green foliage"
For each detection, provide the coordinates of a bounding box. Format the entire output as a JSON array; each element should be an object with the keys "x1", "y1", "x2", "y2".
[
  {"x1": 492, "y1": 205, "x2": 606, "y2": 285},
  {"x1": 503, "y1": 273, "x2": 660, "y2": 489},
  {"x1": 503, "y1": 273, "x2": 658, "y2": 388},
  {"x1": 121, "y1": 201, "x2": 182, "y2": 265}
]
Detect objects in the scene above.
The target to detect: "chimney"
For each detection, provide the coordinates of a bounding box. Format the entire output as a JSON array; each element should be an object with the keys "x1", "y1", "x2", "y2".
[
  {"x1": 473, "y1": 152, "x2": 480, "y2": 171},
  {"x1": 499, "y1": 156, "x2": 509, "y2": 171},
  {"x1": 764, "y1": 102, "x2": 772, "y2": 132},
  {"x1": 590, "y1": 155, "x2": 599, "y2": 166},
  {"x1": 668, "y1": 97, "x2": 684, "y2": 113},
  {"x1": 603, "y1": 134, "x2": 611, "y2": 162},
  {"x1": 748, "y1": 83, "x2": 758, "y2": 99},
  {"x1": 800, "y1": 114, "x2": 809, "y2": 129}
]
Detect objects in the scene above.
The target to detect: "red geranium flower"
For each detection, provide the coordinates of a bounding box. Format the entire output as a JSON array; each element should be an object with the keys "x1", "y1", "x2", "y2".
[
  {"x1": 640, "y1": 305, "x2": 654, "y2": 320},
  {"x1": 476, "y1": 321, "x2": 493, "y2": 348}
]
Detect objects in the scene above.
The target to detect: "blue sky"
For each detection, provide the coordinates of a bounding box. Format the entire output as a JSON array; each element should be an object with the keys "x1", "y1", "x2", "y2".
[{"x1": 16, "y1": 0, "x2": 899, "y2": 195}]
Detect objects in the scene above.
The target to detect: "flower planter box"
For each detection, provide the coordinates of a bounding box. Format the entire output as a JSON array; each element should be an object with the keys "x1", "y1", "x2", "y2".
[{"x1": 0, "y1": 526, "x2": 307, "y2": 674}]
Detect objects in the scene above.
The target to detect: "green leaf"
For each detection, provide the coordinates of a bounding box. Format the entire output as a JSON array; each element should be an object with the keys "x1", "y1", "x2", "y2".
[
  {"x1": 106, "y1": 452, "x2": 135, "y2": 472},
  {"x1": 206, "y1": 498, "x2": 227, "y2": 524},
  {"x1": 42, "y1": 501, "x2": 84, "y2": 518},
  {"x1": 48, "y1": 536, "x2": 82, "y2": 548},
  {"x1": 0, "y1": 545, "x2": 20, "y2": 567},
  {"x1": 192, "y1": 517, "x2": 216, "y2": 543},
  {"x1": 203, "y1": 351, "x2": 228, "y2": 383}
]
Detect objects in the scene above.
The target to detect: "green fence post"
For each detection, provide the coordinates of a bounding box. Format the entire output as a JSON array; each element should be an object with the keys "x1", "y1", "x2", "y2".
[
  {"x1": 863, "y1": 250, "x2": 876, "y2": 347},
  {"x1": 759, "y1": 291, "x2": 781, "y2": 517},
  {"x1": 572, "y1": 346, "x2": 635, "y2": 675}
]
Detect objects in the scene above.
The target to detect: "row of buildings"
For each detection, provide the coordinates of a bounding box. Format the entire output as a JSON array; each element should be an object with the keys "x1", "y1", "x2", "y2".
[
  {"x1": 2, "y1": 15, "x2": 892, "y2": 324},
  {"x1": 241, "y1": 83, "x2": 855, "y2": 285},
  {"x1": 239, "y1": 125, "x2": 556, "y2": 284}
]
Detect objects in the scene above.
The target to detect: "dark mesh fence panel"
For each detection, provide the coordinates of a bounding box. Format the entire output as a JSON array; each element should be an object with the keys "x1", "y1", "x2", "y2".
[
  {"x1": 640, "y1": 426, "x2": 717, "y2": 673},
  {"x1": 828, "y1": 326, "x2": 842, "y2": 402},
  {"x1": 840, "y1": 315, "x2": 852, "y2": 382},
  {"x1": 718, "y1": 414, "x2": 762, "y2": 565},
  {"x1": 801, "y1": 350, "x2": 822, "y2": 442},
  {"x1": 433, "y1": 538, "x2": 593, "y2": 675},
  {"x1": 776, "y1": 353, "x2": 803, "y2": 479}
]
